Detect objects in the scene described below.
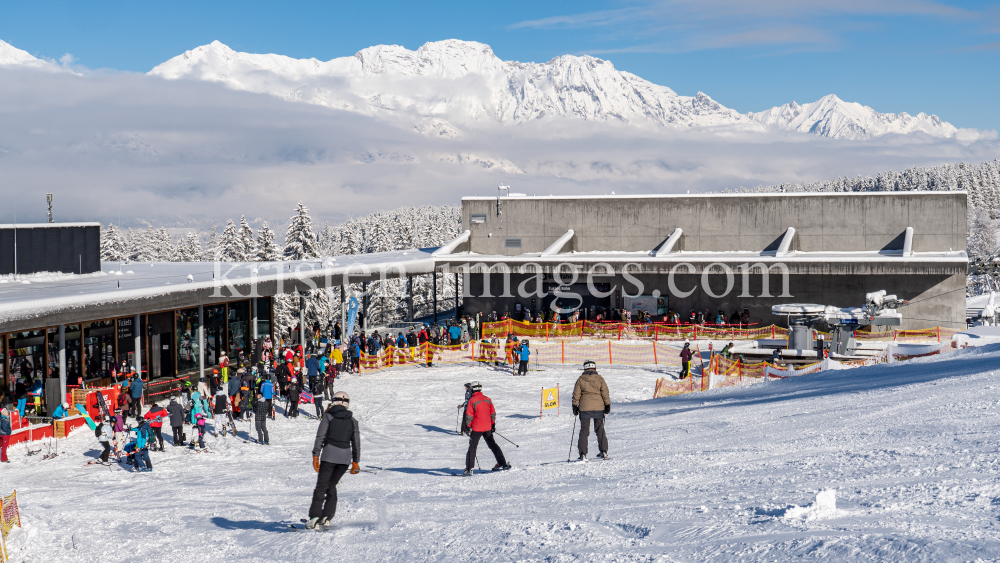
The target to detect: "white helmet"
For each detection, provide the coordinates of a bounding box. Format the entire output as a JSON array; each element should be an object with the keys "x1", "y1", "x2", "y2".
[
  {"x1": 470, "y1": 381, "x2": 482, "y2": 393},
  {"x1": 333, "y1": 391, "x2": 350, "y2": 404},
  {"x1": 583, "y1": 360, "x2": 596, "y2": 370}
]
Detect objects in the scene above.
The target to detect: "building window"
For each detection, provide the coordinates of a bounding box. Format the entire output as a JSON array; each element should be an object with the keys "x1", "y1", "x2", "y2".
[
  {"x1": 505, "y1": 238, "x2": 522, "y2": 249},
  {"x1": 176, "y1": 308, "x2": 201, "y2": 375},
  {"x1": 470, "y1": 214, "x2": 487, "y2": 224}
]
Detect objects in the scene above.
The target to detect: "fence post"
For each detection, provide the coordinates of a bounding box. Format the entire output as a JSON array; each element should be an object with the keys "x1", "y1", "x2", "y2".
[
  {"x1": 737, "y1": 358, "x2": 742, "y2": 383},
  {"x1": 937, "y1": 326, "x2": 940, "y2": 342},
  {"x1": 894, "y1": 330, "x2": 898, "y2": 342},
  {"x1": 471, "y1": 340, "x2": 475, "y2": 363},
  {"x1": 653, "y1": 341, "x2": 658, "y2": 364},
  {"x1": 608, "y1": 341, "x2": 613, "y2": 365},
  {"x1": 561, "y1": 341, "x2": 565, "y2": 364},
  {"x1": 772, "y1": 325, "x2": 775, "y2": 338},
  {"x1": 618, "y1": 323, "x2": 622, "y2": 341},
  {"x1": 654, "y1": 325, "x2": 658, "y2": 342},
  {"x1": 694, "y1": 325, "x2": 698, "y2": 341}
]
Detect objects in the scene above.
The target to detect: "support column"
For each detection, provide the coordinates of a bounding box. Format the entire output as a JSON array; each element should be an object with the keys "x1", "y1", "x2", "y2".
[
  {"x1": 134, "y1": 314, "x2": 142, "y2": 378},
  {"x1": 362, "y1": 282, "x2": 368, "y2": 332},
  {"x1": 407, "y1": 276, "x2": 414, "y2": 322},
  {"x1": 252, "y1": 297, "x2": 258, "y2": 341},
  {"x1": 454, "y1": 272, "x2": 459, "y2": 319},
  {"x1": 299, "y1": 293, "x2": 306, "y2": 351},
  {"x1": 432, "y1": 272, "x2": 438, "y2": 323},
  {"x1": 58, "y1": 325, "x2": 66, "y2": 405},
  {"x1": 198, "y1": 305, "x2": 205, "y2": 381},
  {"x1": 340, "y1": 285, "x2": 346, "y2": 341}
]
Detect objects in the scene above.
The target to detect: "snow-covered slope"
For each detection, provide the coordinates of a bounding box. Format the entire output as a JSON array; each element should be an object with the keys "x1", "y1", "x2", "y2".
[
  {"x1": 10, "y1": 343, "x2": 1000, "y2": 560},
  {"x1": 748, "y1": 94, "x2": 960, "y2": 140},
  {"x1": 149, "y1": 40, "x2": 752, "y2": 131}
]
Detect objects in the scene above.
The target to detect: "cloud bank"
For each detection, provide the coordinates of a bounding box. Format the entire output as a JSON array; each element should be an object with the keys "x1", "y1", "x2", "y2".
[{"x1": 0, "y1": 66, "x2": 998, "y2": 228}]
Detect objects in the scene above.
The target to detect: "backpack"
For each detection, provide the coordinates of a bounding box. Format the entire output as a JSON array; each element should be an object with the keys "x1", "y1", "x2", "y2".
[{"x1": 94, "y1": 424, "x2": 103, "y2": 439}]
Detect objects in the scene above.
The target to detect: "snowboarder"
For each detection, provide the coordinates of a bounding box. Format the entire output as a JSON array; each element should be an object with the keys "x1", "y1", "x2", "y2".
[
  {"x1": 308, "y1": 391, "x2": 360, "y2": 529},
  {"x1": 253, "y1": 392, "x2": 270, "y2": 444},
  {"x1": 572, "y1": 360, "x2": 610, "y2": 461},
  {"x1": 679, "y1": 342, "x2": 693, "y2": 379},
  {"x1": 462, "y1": 382, "x2": 510, "y2": 476},
  {"x1": 166, "y1": 398, "x2": 185, "y2": 446}
]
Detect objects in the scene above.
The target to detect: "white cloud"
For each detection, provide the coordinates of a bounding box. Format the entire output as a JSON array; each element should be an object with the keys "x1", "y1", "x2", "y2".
[{"x1": 0, "y1": 65, "x2": 997, "y2": 228}]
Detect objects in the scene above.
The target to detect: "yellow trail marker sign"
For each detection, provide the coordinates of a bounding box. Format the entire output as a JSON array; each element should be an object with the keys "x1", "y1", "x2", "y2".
[{"x1": 540, "y1": 385, "x2": 560, "y2": 418}]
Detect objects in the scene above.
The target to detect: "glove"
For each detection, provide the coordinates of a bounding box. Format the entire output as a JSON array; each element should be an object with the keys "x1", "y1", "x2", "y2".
[
  {"x1": 572, "y1": 406, "x2": 579, "y2": 416},
  {"x1": 350, "y1": 462, "x2": 360, "y2": 475},
  {"x1": 312, "y1": 456, "x2": 320, "y2": 472},
  {"x1": 604, "y1": 405, "x2": 610, "y2": 414}
]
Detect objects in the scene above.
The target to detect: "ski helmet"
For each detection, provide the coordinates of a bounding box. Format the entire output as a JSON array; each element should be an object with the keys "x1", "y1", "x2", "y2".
[
  {"x1": 463, "y1": 382, "x2": 471, "y2": 389},
  {"x1": 333, "y1": 391, "x2": 350, "y2": 404},
  {"x1": 583, "y1": 360, "x2": 596, "y2": 370},
  {"x1": 470, "y1": 381, "x2": 482, "y2": 392}
]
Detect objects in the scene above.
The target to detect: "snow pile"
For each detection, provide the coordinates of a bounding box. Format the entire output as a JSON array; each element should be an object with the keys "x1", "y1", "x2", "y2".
[{"x1": 781, "y1": 488, "x2": 837, "y2": 521}]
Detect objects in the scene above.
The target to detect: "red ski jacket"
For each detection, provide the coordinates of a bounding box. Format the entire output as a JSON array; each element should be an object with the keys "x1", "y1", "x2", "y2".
[
  {"x1": 144, "y1": 405, "x2": 167, "y2": 428},
  {"x1": 464, "y1": 392, "x2": 496, "y2": 433}
]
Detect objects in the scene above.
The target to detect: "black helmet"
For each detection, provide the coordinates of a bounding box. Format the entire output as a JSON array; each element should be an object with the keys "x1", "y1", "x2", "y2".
[{"x1": 583, "y1": 360, "x2": 596, "y2": 370}]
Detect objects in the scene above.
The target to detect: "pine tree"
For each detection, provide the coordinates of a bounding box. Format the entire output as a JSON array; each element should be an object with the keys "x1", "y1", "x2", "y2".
[
  {"x1": 219, "y1": 220, "x2": 240, "y2": 262},
  {"x1": 177, "y1": 232, "x2": 203, "y2": 261},
  {"x1": 256, "y1": 222, "x2": 281, "y2": 261},
  {"x1": 155, "y1": 228, "x2": 176, "y2": 261},
  {"x1": 284, "y1": 202, "x2": 319, "y2": 260},
  {"x1": 203, "y1": 225, "x2": 219, "y2": 261},
  {"x1": 100, "y1": 224, "x2": 127, "y2": 263},
  {"x1": 238, "y1": 216, "x2": 258, "y2": 262}
]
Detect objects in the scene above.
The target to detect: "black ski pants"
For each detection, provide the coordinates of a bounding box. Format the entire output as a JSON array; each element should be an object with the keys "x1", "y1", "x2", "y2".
[
  {"x1": 152, "y1": 426, "x2": 164, "y2": 450},
  {"x1": 309, "y1": 462, "x2": 348, "y2": 519},
  {"x1": 466, "y1": 430, "x2": 506, "y2": 471},
  {"x1": 578, "y1": 413, "x2": 608, "y2": 456},
  {"x1": 100, "y1": 441, "x2": 111, "y2": 463},
  {"x1": 255, "y1": 417, "x2": 269, "y2": 443},
  {"x1": 289, "y1": 399, "x2": 299, "y2": 417},
  {"x1": 171, "y1": 425, "x2": 184, "y2": 445},
  {"x1": 518, "y1": 360, "x2": 528, "y2": 375}
]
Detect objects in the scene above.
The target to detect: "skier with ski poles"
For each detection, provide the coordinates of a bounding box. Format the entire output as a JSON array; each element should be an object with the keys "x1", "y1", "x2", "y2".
[
  {"x1": 462, "y1": 381, "x2": 511, "y2": 476},
  {"x1": 457, "y1": 383, "x2": 472, "y2": 436},
  {"x1": 307, "y1": 391, "x2": 360, "y2": 529},
  {"x1": 572, "y1": 360, "x2": 611, "y2": 461},
  {"x1": 253, "y1": 391, "x2": 270, "y2": 444}
]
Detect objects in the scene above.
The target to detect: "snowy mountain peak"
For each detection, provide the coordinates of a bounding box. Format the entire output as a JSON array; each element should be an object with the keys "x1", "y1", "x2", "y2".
[
  {"x1": 146, "y1": 39, "x2": 979, "y2": 140},
  {"x1": 748, "y1": 94, "x2": 960, "y2": 140},
  {"x1": 0, "y1": 39, "x2": 41, "y2": 66}
]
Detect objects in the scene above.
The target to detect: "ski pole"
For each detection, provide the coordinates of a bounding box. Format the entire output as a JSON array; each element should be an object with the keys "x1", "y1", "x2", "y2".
[
  {"x1": 495, "y1": 432, "x2": 519, "y2": 448},
  {"x1": 567, "y1": 416, "x2": 577, "y2": 462},
  {"x1": 476, "y1": 454, "x2": 482, "y2": 471}
]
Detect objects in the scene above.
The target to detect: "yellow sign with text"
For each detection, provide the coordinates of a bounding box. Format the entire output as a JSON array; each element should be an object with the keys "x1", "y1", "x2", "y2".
[{"x1": 542, "y1": 387, "x2": 559, "y2": 410}]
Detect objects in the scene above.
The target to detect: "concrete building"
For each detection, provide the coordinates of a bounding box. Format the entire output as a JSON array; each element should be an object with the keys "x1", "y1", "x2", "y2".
[{"x1": 444, "y1": 191, "x2": 968, "y2": 329}]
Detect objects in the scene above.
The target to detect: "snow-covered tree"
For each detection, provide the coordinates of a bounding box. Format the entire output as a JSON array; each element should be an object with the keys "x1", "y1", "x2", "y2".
[
  {"x1": 218, "y1": 220, "x2": 240, "y2": 262},
  {"x1": 203, "y1": 225, "x2": 219, "y2": 261},
  {"x1": 284, "y1": 202, "x2": 319, "y2": 261},
  {"x1": 100, "y1": 223, "x2": 127, "y2": 263},
  {"x1": 238, "y1": 216, "x2": 257, "y2": 261},
  {"x1": 256, "y1": 222, "x2": 281, "y2": 262}
]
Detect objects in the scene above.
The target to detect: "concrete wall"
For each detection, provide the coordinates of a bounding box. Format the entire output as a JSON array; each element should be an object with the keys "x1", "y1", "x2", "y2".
[{"x1": 462, "y1": 192, "x2": 967, "y2": 255}]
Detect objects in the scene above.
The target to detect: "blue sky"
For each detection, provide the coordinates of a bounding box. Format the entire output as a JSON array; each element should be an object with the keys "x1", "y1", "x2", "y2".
[{"x1": 2, "y1": 0, "x2": 1000, "y2": 130}]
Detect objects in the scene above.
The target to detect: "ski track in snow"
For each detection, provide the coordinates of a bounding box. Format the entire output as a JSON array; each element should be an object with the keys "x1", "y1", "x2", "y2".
[{"x1": 9, "y1": 344, "x2": 1000, "y2": 561}]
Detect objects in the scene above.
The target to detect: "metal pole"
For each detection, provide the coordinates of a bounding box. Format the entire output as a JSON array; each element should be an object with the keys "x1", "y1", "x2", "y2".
[
  {"x1": 58, "y1": 324, "x2": 66, "y2": 404},
  {"x1": 340, "y1": 285, "x2": 346, "y2": 340},
  {"x1": 198, "y1": 305, "x2": 204, "y2": 381},
  {"x1": 433, "y1": 272, "x2": 438, "y2": 323},
  {"x1": 134, "y1": 314, "x2": 142, "y2": 377},
  {"x1": 252, "y1": 297, "x2": 258, "y2": 341},
  {"x1": 299, "y1": 294, "x2": 306, "y2": 351},
  {"x1": 407, "y1": 276, "x2": 413, "y2": 322},
  {"x1": 454, "y1": 272, "x2": 459, "y2": 319},
  {"x1": 362, "y1": 282, "x2": 368, "y2": 331}
]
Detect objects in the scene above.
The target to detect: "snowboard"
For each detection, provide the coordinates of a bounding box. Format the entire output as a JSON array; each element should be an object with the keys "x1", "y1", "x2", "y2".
[{"x1": 75, "y1": 404, "x2": 97, "y2": 430}]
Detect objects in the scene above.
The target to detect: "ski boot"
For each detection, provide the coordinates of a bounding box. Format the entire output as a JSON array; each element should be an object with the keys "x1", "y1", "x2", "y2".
[
  {"x1": 462, "y1": 469, "x2": 472, "y2": 477},
  {"x1": 492, "y1": 463, "x2": 512, "y2": 471},
  {"x1": 597, "y1": 452, "x2": 611, "y2": 460},
  {"x1": 577, "y1": 454, "x2": 588, "y2": 462},
  {"x1": 305, "y1": 517, "x2": 320, "y2": 529}
]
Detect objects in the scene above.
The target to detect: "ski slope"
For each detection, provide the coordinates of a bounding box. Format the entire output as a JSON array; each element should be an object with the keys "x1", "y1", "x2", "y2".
[{"x1": 7, "y1": 344, "x2": 1000, "y2": 561}]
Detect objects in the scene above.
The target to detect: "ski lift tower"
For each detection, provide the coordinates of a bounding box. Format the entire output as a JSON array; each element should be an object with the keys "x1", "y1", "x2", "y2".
[{"x1": 772, "y1": 290, "x2": 909, "y2": 355}]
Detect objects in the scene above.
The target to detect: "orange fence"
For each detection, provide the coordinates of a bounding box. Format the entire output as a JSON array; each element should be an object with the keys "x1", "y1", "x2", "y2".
[{"x1": 480, "y1": 319, "x2": 958, "y2": 343}]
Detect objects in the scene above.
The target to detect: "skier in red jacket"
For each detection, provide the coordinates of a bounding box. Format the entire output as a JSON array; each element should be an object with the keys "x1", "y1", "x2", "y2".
[{"x1": 462, "y1": 382, "x2": 510, "y2": 476}]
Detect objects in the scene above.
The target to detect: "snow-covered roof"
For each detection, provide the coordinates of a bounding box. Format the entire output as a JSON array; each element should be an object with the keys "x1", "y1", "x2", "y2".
[
  {"x1": 0, "y1": 222, "x2": 101, "y2": 229},
  {"x1": 0, "y1": 248, "x2": 436, "y2": 333},
  {"x1": 462, "y1": 191, "x2": 967, "y2": 202}
]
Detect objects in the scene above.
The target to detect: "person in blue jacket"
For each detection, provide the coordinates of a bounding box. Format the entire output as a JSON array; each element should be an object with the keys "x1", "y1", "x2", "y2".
[
  {"x1": 517, "y1": 342, "x2": 531, "y2": 376},
  {"x1": 129, "y1": 371, "x2": 143, "y2": 417},
  {"x1": 260, "y1": 378, "x2": 274, "y2": 419},
  {"x1": 52, "y1": 402, "x2": 69, "y2": 419},
  {"x1": 448, "y1": 324, "x2": 461, "y2": 346},
  {"x1": 132, "y1": 418, "x2": 153, "y2": 472}
]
